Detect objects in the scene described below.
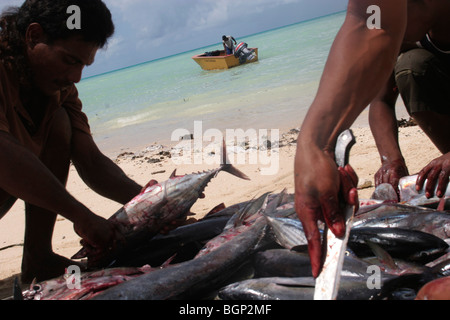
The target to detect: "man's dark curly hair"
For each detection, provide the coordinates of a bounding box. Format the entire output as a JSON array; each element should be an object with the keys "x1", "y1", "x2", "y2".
[{"x1": 0, "y1": 0, "x2": 115, "y2": 79}]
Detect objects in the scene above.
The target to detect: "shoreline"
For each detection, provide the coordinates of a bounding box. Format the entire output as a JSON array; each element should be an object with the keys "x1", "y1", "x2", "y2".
[
  {"x1": 93, "y1": 90, "x2": 411, "y2": 159},
  {"x1": 0, "y1": 114, "x2": 441, "y2": 299}
]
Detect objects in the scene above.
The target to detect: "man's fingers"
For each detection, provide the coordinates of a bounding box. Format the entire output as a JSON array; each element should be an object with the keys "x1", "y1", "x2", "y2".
[
  {"x1": 295, "y1": 196, "x2": 325, "y2": 279},
  {"x1": 416, "y1": 165, "x2": 432, "y2": 194},
  {"x1": 338, "y1": 166, "x2": 358, "y2": 203},
  {"x1": 348, "y1": 187, "x2": 359, "y2": 207},
  {"x1": 436, "y1": 160, "x2": 450, "y2": 198},
  {"x1": 343, "y1": 164, "x2": 358, "y2": 186},
  {"x1": 304, "y1": 222, "x2": 324, "y2": 279},
  {"x1": 423, "y1": 166, "x2": 440, "y2": 198},
  {"x1": 437, "y1": 171, "x2": 449, "y2": 198},
  {"x1": 320, "y1": 194, "x2": 345, "y2": 238}
]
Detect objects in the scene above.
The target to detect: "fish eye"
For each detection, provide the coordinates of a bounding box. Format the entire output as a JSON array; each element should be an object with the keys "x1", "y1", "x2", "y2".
[{"x1": 32, "y1": 284, "x2": 42, "y2": 292}]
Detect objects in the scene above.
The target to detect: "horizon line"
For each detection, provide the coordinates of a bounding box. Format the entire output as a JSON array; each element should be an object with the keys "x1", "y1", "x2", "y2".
[{"x1": 82, "y1": 10, "x2": 345, "y2": 81}]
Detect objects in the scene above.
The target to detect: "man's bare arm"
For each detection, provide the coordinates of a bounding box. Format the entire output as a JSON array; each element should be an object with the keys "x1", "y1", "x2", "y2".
[
  {"x1": 294, "y1": 0, "x2": 408, "y2": 278},
  {"x1": 70, "y1": 129, "x2": 142, "y2": 205}
]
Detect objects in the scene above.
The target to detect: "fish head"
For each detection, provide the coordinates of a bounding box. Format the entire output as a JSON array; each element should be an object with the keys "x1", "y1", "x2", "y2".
[
  {"x1": 445, "y1": 223, "x2": 450, "y2": 239},
  {"x1": 22, "y1": 277, "x2": 67, "y2": 300},
  {"x1": 118, "y1": 170, "x2": 214, "y2": 227}
]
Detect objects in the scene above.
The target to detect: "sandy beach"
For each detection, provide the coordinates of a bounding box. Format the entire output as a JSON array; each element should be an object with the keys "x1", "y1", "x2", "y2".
[{"x1": 0, "y1": 109, "x2": 442, "y2": 299}]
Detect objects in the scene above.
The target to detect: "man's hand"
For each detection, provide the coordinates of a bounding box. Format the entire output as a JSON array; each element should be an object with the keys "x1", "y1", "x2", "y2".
[
  {"x1": 294, "y1": 148, "x2": 358, "y2": 278},
  {"x1": 374, "y1": 158, "x2": 409, "y2": 198},
  {"x1": 417, "y1": 152, "x2": 450, "y2": 198},
  {"x1": 73, "y1": 213, "x2": 124, "y2": 256}
]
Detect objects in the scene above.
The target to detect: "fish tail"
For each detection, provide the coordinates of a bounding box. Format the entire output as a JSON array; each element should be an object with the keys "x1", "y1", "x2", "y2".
[
  {"x1": 220, "y1": 140, "x2": 250, "y2": 180},
  {"x1": 237, "y1": 192, "x2": 271, "y2": 221},
  {"x1": 222, "y1": 163, "x2": 251, "y2": 180}
]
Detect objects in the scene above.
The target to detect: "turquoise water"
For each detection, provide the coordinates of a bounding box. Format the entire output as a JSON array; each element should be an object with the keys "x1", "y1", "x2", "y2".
[{"x1": 77, "y1": 12, "x2": 346, "y2": 154}]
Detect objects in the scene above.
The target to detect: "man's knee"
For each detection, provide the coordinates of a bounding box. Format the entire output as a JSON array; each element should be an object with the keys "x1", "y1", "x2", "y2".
[
  {"x1": 394, "y1": 49, "x2": 450, "y2": 116},
  {"x1": 395, "y1": 48, "x2": 436, "y2": 77}
]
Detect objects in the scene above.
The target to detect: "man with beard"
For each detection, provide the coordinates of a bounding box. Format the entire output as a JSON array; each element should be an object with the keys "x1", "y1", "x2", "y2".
[{"x1": 0, "y1": 0, "x2": 143, "y2": 282}]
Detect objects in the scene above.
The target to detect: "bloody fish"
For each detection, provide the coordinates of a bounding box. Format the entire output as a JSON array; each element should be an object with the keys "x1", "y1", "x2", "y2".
[
  {"x1": 21, "y1": 263, "x2": 169, "y2": 300},
  {"x1": 72, "y1": 143, "x2": 250, "y2": 268}
]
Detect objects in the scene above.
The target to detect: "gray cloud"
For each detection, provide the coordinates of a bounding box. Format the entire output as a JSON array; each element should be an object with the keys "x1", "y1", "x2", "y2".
[{"x1": 0, "y1": 0, "x2": 348, "y2": 76}]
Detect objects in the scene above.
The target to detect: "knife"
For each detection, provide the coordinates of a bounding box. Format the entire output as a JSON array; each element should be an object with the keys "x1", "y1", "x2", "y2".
[{"x1": 314, "y1": 129, "x2": 356, "y2": 300}]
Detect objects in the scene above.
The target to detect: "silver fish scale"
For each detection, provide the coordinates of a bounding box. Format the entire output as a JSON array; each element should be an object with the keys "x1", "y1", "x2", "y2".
[
  {"x1": 72, "y1": 156, "x2": 250, "y2": 267},
  {"x1": 353, "y1": 207, "x2": 450, "y2": 240},
  {"x1": 266, "y1": 216, "x2": 307, "y2": 249}
]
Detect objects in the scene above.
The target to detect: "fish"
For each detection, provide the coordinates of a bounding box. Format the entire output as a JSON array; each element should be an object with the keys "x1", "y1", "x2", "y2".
[
  {"x1": 193, "y1": 192, "x2": 271, "y2": 259},
  {"x1": 252, "y1": 248, "x2": 373, "y2": 279},
  {"x1": 429, "y1": 259, "x2": 450, "y2": 277},
  {"x1": 21, "y1": 261, "x2": 173, "y2": 300},
  {"x1": 72, "y1": 143, "x2": 250, "y2": 268},
  {"x1": 265, "y1": 214, "x2": 307, "y2": 250},
  {"x1": 109, "y1": 215, "x2": 231, "y2": 268},
  {"x1": 375, "y1": 272, "x2": 438, "y2": 300},
  {"x1": 371, "y1": 183, "x2": 400, "y2": 202},
  {"x1": 252, "y1": 249, "x2": 314, "y2": 278},
  {"x1": 218, "y1": 274, "x2": 389, "y2": 301},
  {"x1": 427, "y1": 252, "x2": 450, "y2": 276},
  {"x1": 194, "y1": 190, "x2": 292, "y2": 259},
  {"x1": 355, "y1": 202, "x2": 433, "y2": 218},
  {"x1": 222, "y1": 245, "x2": 438, "y2": 300},
  {"x1": 92, "y1": 193, "x2": 288, "y2": 300},
  {"x1": 362, "y1": 242, "x2": 430, "y2": 276},
  {"x1": 399, "y1": 174, "x2": 450, "y2": 208},
  {"x1": 353, "y1": 203, "x2": 450, "y2": 240},
  {"x1": 92, "y1": 218, "x2": 268, "y2": 300},
  {"x1": 218, "y1": 277, "x2": 316, "y2": 300},
  {"x1": 348, "y1": 227, "x2": 449, "y2": 263}
]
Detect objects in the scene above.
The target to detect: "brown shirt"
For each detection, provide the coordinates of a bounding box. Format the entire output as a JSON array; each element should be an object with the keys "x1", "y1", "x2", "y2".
[{"x1": 0, "y1": 63, "x2": 91, "y2": 157}]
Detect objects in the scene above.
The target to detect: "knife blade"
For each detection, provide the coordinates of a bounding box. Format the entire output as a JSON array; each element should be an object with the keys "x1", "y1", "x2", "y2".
[{"x1": 314, "y1": 129, "x2": 356, "y2": 300}]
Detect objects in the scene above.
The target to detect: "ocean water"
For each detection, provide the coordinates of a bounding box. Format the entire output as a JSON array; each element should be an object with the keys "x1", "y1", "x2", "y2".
[{"x1": 77, "y1": 12, "x2": 346, "y2": 155}]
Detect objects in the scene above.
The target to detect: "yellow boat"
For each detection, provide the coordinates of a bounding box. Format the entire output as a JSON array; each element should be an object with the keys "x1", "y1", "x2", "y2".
[{"x1": 192, "y1": 43, "x2": 258, "y2": 70}]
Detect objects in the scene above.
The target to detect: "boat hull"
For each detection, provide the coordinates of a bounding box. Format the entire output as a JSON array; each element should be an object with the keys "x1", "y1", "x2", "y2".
[{"x1": 192, "y1": 48, "x2": 258, "y2": 70}]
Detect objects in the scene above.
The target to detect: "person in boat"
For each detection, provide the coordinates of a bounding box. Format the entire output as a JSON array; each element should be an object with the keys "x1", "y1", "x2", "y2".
[
  {"x1": 222, "y1": 35, "x2": 237, "y2": 55},
  {"x1": 294, "y1": 0, "x2": 450, "y2": 278},
  {"x1": 0, "y1": 0, "x2": 145, "y2": 283}
]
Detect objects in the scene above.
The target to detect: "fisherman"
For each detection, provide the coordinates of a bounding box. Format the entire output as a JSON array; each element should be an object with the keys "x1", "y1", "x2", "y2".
[
  {"x1": 0, "y1": 0, "x2": 144, "y2": 283},
  {"x1": 222, "y1": 35, "x2": 237, "y2": 55},
  {"x1": 369, "y1": 2, "x2": 450, "y2": 198},
  {"x1": 294, "y1": 0, "x2": 450, "y2": 279}
]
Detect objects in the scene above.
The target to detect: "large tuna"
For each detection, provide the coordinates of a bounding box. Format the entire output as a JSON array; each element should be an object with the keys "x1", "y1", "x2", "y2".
[{"x1": 72, "y1": 143, "x2": 250, "y2": 268}]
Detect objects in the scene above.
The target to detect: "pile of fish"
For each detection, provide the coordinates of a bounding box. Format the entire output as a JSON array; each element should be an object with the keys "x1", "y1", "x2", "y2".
[
  {"x1": 18, "y1": 163, "x2": 450, "y2": 299},
  {"x1": 71, "y1": 143, "x2": 250, "y2": 268}
]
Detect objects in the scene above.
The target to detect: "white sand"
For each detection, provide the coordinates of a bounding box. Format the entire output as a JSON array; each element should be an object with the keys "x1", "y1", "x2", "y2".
[{"x1": 0, "y1": 114, "x2": 441, "y2": 298}]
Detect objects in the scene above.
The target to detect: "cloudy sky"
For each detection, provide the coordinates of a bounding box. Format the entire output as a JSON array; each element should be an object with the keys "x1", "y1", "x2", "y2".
[{"x1": 1, "y1": 0, "x2": 348, "y2": 77}]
